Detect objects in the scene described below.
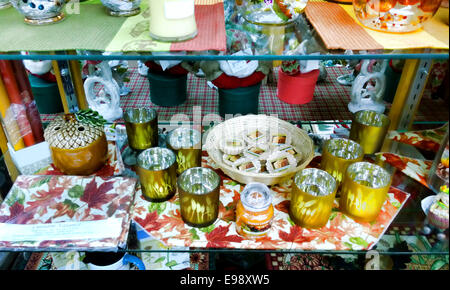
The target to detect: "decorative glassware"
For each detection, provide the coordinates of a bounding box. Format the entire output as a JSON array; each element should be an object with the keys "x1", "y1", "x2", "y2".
[
  {"x1": 10, "y1": 0, "x2": 67, "y2": 25},
  {"x1": 239, "y1": 0, "x2": 309, "y2": 65},
  {"x1": 177, "y1": 167, "x2": 221, "y2": 227},
  {"x1": 339, "y1": 162, "x2": 392, "y2": 222},
  {"x1": 349, "y1": 110, "x2": 390, "y2": 155},
  {"x1": 124, "y1": 108, "x2": 158, "y2": 151},
  {"x1": 353, "y1": 0, "x2": 443, "y2": 33},
  {"x1": 236, "y1": 182, "x2": 274, "y2": 238},
  {"x1": 289, "y1": 168, "x2": 337, "y2": 229},
  {"x1": 428, "y1": 128, "x2": 449, "y2": 194},
  {"x1": 100, "y1": 0, "x2": 142, "y2": 17},
  {"x1": 43, "y1": 112, "x2": 108, "y2": 176},
  {"x1": 167, "y1": 127, "x2": 202, "y2": 175},
  {"x1": 137, "y1": 148, "x2": 177, "y2": 202},
  {"x1": 148, "y1": 0, "x2": 198, "y2": 42},
  {"x1": 321, "y1": 138, "x2": 364, "y2": 186},
  {"x1": 0, "y1": 0, "x2": 11, "y2": 10}
]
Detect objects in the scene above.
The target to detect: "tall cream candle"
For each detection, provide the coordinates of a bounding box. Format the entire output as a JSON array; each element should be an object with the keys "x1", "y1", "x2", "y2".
[{"x1": 148, "y1": 0, "x2": 198, "y2": 42}]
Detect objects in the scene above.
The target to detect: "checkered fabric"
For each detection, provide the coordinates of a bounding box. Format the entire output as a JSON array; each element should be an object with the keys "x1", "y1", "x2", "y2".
[{"x1": 40, "y1": 66, "x2": 448, "y2": 123}]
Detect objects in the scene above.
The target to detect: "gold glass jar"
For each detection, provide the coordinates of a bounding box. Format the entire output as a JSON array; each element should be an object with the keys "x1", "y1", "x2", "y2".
[
  {"x1": 167, "y1": 127, "x2": 202, "y2": 175},
  {"x1": 236, "y1": 183, "x2": 274, "y2": 238},
  {"x1": 289, "y1": 168, "x2": 337, "y2": 229},
  {"x1": 349, "y1": 110, "x2": 390, "y2": 155},
  {"x1": 124, "y1": 108, "x2": 158, "y2": 151},
  {"x1": 321, "y1": 138, "x2": 364, "y2": 186},
  {"x1": 177, "y1": 167, "x2": 221, "y2": 228},
  {"x1": 44, "y1": 114, "x2": 108, "y2": 176},
  {"x1": 137, "y1": 147, "x2": 177, "y2": 202},
  {"x1": 339, "y1": 162, "x2": 392, "y2": 222}
]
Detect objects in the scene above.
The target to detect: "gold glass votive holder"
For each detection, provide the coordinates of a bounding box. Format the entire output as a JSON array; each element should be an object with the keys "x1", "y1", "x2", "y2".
[
  {"x1": 339, "y1": 162, "x2": 392, "y2": 222},
  {"x1": 137, "y1": 147, "x2": 177, "y2": 202},
  {"x1": 124, "y1": 108, "x2": 158, "y2": 151},
  {"x1": 289, "y1": 168, "x2": 337, "y2": 229},
  {"x1": 167, "y1": 127, "x2": 202, "y2": 175},
  {"x1": 177, "y1": 167, "x2": 221, "y2": 228},
  {"x1": 349, "y1": 110, "x2": 390, "y2": 155},
  {"x1": 321, "y1": 138, "x2": 364, "y2": 186}
]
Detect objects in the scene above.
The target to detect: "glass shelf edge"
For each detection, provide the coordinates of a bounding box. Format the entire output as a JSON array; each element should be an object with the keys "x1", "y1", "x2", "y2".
[{"x1": 0, "y1": 53, "x2": 448, "y2": 61}]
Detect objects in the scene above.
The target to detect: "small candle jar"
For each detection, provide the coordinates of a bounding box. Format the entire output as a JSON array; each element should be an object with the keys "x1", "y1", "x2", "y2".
[
  {"x1": 137, "y1": 147, "x2": 177, "y2": 202},
  {"x1": 167, "y1": 127, "x2": 202, "y2": 175},
  {"x1": 10, "y1": 0, "x2": 67, "y2": 25},
  {"x1": 0, "y1": 0, "x2": 11, "y2": 10},
  {"x1": 321, "y1": 138, "x2": 364, "y2": 186},
  {"x1": 236, "y1": 183, "x2": 274, "y2": 238},
  {"x1": 148, "y1": 0, "x2": 198, "y2": 42},
  {"x1": 124, "y1": 108, "x2": 158, "y2": 151},
  {"x1": 101, "y1": 0, "x2": 142, "y2": 17},
  {"x1": 339, "y1": 162, "x2": 392, "y2": 222},
  {"x1": 349, "y1": 110, "x2": 390, "y2": 155},
  {"x1": 177, "y1": 167, "x2": 221, "y2": 228},
  {"x1": 289, "y1": 168, "x2": 337, "y2": 229}
]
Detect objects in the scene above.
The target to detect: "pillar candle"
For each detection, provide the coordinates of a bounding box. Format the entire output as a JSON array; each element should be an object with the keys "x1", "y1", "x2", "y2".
[
  {"x1": 0, "y1": 60, "x2": 36, "y2": 147},
  {"x1": 11, "y1": 60, "x2": 45, "y2": 143}
]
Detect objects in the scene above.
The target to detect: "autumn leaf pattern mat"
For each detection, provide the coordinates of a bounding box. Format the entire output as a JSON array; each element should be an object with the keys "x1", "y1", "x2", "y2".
[
  {"x1": 0, "y1": 175, "x2": 138, "y2": 251},
  {"x1": 132, "y1": 153, "x2": 410, "y2": 251}
]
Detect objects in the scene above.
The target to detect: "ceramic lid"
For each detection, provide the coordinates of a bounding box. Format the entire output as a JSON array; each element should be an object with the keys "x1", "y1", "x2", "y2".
[{"x1": 44, "y1": 114, "x2": 105, "y2": 150}]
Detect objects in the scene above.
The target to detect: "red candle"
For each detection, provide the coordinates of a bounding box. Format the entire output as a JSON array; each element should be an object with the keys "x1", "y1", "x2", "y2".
[
  {"x1": 0, "y1": 60, "x2": 36, "y2": 147},
  {"x1": 11, "y1": 60, "x2": 44, "y2": 143}
]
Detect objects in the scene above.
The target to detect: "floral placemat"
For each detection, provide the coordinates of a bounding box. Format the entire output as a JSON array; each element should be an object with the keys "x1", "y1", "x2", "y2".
[
  {"x1": 132, "y1": 152, "x2": 410, "y2": 251},
  {"x1": 0, "y1": 175, "x2": 137, "y2": 251},
  {"x1": 33, "y1": 141, "x2": 125, "y2": 177},
  {"x1": 387, "y1": 123, "x2": 448, "y2": 153}
]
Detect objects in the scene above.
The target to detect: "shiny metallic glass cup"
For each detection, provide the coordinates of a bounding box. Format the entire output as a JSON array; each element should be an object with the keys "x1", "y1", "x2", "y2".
[
  {"x1": 289, "y1": 168, "x2": 337, "y2": 229},
  {"x1": 177, "y1": 167, "x2": 221, "y2": 228},
  {"x1": 137, "y1": 147, "x2": 177, "y2": 202},
  {"x1": 321, "y1": 138, "x2": 364, "y2": 185},
  {"x1": 339, "y1": 161, "x2": 392, "y2": 222},
  {"x1": 167, "y1": 127, "x2": 202, "y2": 175},
  {"x1": 349, "y1": 110, "x2": 390, "y2": 155},
  {"x1": 124, "y1": 107, "x2": 158, "y2": 151}
]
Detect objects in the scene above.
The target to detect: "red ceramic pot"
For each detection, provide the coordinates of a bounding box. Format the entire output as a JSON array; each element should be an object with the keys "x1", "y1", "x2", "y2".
[{"x1": 277, "y1": 69, "x2": 320, "y2": 105}]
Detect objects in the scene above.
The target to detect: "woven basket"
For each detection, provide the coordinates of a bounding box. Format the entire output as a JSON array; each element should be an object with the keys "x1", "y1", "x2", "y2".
[{"x1": 205, "y1": 115, "x2": 315, "y2": 186}]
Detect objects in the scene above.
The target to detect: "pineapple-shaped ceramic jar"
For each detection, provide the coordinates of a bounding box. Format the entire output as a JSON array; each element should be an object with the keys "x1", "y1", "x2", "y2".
[{"x1": 44, "y1": 111, "x2": 108, "y2": 175}]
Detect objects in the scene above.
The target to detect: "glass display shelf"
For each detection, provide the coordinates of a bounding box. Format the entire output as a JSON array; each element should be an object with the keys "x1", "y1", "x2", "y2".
[
  {"x1": 0, "y1": 120, "x2": 447, "y2": 259},
  {"x1": 0, "y1": 1, "x2": 448, "y2": 61}
]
